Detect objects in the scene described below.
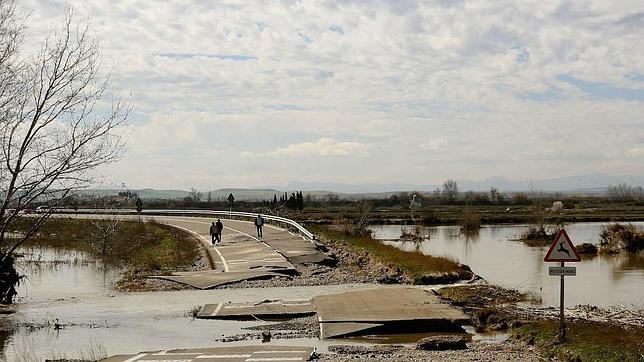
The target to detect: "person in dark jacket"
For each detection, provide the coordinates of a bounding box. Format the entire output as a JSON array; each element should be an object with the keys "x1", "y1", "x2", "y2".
[
  {"x1": 254, "y1": 214, "x2": 264, "y2": 239},
  {"x1": 215, "y1": 219, "x2": 224, "y2": 243},
  {"x1": 209, "y1": 222, "x2": 217, "y2": 244}
]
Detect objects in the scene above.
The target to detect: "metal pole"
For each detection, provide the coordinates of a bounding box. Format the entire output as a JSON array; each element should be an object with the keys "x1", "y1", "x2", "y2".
[{"x1": 559, "y1": 261, "x2": 566, "y2": 342}]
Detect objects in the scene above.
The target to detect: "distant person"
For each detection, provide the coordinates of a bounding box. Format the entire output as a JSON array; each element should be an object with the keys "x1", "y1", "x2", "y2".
[
  {"x1": 209, "y1": 222, "x2": 217, "y2": 245},
  {"x1": 254, "y1": 214, "x2": 264, "y2": 239},
  {"x1": 216, "y1": 218, "x2": 224, "y2": 243}
]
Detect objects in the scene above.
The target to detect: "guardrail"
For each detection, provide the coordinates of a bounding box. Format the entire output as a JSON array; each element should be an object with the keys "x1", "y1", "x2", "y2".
[{"x1": 52, "y1": 208, "x2": 316, "y2": 240}]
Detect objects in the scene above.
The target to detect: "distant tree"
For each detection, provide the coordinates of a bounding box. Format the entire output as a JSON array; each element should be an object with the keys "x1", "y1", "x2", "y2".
[
  {"x1": 207, "y1": 191, "x2": 212, "y2": 204},
  {"x1": 607, "y1": 183, "x2": 643, "y2": 202},
  {"x1": 296, "y1": 191, "x2": 304, "y2": 210},
  {"x1": 272, "y1": 194, "x2": 278, "y2": 206},
  {"x1": 227, "y1": 193, "x2": 235, "y2": 210},
  {"x1": 512, "y1": 192, "x2": 531, "y2": 205},
  {"x1": 442, "y1": 179, "x2": 459, "y2": 203},
  {"x1": 288, "y1": 192, "x2": 296, "y2": 210},
  {"x1": 463, "y1": 191, "x2": 476, "y2": 205},
  {"x1": 490, "y1": 187, "x2": 499, "y2": 204},
  {"x1": 433, "y1": 188, "x2": 441, "y2": 202},
  {"x1": 325, "y1": 193, "x2": 340, "y2": 205},
  {"x1": 189, "y1": 188, "x2": 202, "y2": 203}
]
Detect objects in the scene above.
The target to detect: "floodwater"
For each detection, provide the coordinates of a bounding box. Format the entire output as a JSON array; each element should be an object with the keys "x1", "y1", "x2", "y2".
[
  {"x1": 0, "y1": 244, "x2": 504, "y2": 361},
  {"x1": 1, "y1": 246, "x2": 382, "y2": 361},
  {"x1": 369, "y1": 222, "x2": 644, "y2": 308}
]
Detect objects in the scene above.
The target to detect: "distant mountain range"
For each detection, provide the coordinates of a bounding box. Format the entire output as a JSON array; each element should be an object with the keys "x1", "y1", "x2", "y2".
[
  {"x1": 277, "y1": 173, "x2": 644, "y2": 194},
  {"x1": 84, "y1": 173, "x2": 644, "y2": 200}
]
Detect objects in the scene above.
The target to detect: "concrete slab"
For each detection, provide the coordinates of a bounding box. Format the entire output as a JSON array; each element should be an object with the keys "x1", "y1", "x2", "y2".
[
  {"x1": 319, "y1": 322, "x2": 383, "y2": 339},
  {"x1": 197, "y1": 300, "x2": 315, "y2": 320},
  {"x1": 313, "y1": 287, "x2": 470, "y2": 339},
  {"x1": 149, "y1": 270, "x2": 291, "y2": 289},
  {"x1": 218, "y1": 244, "x2": 295, "y2": 273},
  {"x1": 264, "y1": 236, "x2": 335, "y2": 265},
  {"x1": 102, "y1": 345, "x2": 314, "y2": 362}
]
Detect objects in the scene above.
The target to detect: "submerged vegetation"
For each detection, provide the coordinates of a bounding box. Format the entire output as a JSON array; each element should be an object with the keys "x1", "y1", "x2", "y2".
[
  {"x1": 400, "y1": 225, "x2": 425, "y2": 241},
  {"x1": 459, "y1": 211, "x2": 481, "y2": 232},
  {"x1": 519, "y1": 225, "x2": 559, "y2": 246},
  {"x1": 599, "y1": 223, "x2": 644, "y2": 254}
]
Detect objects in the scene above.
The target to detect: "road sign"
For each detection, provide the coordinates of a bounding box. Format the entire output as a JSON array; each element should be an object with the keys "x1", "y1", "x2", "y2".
[
  {"x1": 549, "y1": 266, "x2": 576, "y2": 276},
  {"x1": 544, "y1": 229, "x2": 581, "y2": 262}
]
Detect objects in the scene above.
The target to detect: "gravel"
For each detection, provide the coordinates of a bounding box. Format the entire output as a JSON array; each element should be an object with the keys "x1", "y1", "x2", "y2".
[{"x1": 316, "y1": 340, "x2": 545, "y2": 361}]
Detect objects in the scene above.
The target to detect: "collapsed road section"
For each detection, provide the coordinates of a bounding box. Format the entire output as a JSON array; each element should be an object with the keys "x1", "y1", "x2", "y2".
[{"x1": 313, "y1": 287, "x2": 470, "y2": 339}]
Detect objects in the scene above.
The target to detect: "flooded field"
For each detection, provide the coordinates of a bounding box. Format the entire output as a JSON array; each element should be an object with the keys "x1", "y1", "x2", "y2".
[
  {"x1": 369, "y1": 222, "x2": 644, "y2": 308},
  {"x1": 1, "y1": 245, "x2": 379, "y2": 361}
]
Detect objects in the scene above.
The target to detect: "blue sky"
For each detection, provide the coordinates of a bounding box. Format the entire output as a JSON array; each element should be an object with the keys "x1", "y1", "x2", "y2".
[{"x1": 18, "y1": 0, "x2": 644, "y2": 189}]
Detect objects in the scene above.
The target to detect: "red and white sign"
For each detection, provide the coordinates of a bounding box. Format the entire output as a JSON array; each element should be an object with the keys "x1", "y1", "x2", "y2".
[{"x1": 544, "y1": 229, "x2": 581, "y2": 262}]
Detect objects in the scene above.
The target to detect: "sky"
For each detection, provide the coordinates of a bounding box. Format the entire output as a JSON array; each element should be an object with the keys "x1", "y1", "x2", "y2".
[{"x1": 17, "y1": 0, "x2": 644, "y2": 190}]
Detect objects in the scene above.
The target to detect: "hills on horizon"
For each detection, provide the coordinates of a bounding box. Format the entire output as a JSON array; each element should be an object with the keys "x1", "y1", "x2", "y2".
[{"x1": 86, "y1": 173, "x2": 644, "y2": 201}]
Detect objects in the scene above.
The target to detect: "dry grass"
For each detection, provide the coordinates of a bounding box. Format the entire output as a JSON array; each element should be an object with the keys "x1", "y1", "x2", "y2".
[
  {"x1": 10, "y1": 217, "x2": 201, "y2": 278},
  {"x1": 310, "y1": 225, "x2": 470, "y2": 282},
  {"x1": 513, "y1": 320, "x2": 644, "y2": 362}
]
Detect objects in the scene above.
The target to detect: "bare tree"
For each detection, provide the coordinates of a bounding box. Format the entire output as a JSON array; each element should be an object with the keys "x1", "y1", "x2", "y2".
[
  {"x1": 442, "y1": 179, "x2": 459, "y2": 204},
  {"x1": 607, "y1": 183, "x2": 643, "y2": 202},
  {"x1": 0, "y1": 4, "x2": 129, "y2": 303}
]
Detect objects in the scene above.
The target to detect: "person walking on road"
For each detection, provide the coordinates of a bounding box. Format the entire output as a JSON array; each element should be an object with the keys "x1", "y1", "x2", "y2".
[
  {"x1": 254, "y1": 214, "x2": 264, "y2": 239},
  {"x1": 209, "y1": 222, "x2": 217, "y2": 245},
  {"x1": 215, "y1": 219, "x2": 224, "y2": 243}
]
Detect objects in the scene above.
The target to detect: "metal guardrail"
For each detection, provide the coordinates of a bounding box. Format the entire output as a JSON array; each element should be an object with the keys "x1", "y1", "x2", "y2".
[{"x1": 52, "y1": 208, "x2": 316, "y2": 240}]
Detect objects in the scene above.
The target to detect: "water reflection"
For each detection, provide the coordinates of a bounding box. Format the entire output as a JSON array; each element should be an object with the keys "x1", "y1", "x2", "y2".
[
  {"x1": 369, "y1": 222, "x2": 644, "y2": 308},
  {"x1": 14, "y1": 246, "x2": 122, "y2": 303}
]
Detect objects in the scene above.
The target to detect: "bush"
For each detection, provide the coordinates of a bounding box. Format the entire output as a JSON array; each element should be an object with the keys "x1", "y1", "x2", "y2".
[
  {"x1": 520, "y1": 225, "x2": 558, "y2": 245},
  {"x1": 460, "y1": 212, "x2": 481, "y2": 232},
  {"x1": 599, "y1": 223, "x2": 644, "y2": 253}
]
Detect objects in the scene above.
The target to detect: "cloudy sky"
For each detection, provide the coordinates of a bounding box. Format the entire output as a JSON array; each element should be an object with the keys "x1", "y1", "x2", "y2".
[{"x1": 18, "y1": 0, "x2": 644, "y2": 190}]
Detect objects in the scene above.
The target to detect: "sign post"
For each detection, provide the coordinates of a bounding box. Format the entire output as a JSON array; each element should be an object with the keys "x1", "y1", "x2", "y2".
[{"x1": 544, "y1": 229, "x2": 581, "y2": 342}]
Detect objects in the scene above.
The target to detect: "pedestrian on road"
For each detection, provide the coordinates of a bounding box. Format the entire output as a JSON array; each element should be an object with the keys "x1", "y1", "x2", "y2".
[
  {"x1": 254, "y1": 214, "x2": 264, "y2": 239},
  {"x1": 209, "y1": 222, "x2": 217, "y2": 245},
  {"x1": 215, "y1": 218, "x2": 224, "y2": 243}
]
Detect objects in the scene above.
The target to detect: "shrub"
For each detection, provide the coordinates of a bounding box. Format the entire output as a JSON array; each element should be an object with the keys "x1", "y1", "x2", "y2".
[
  {"x1": 599, "y1": 223, "x2": 644, "y2": 253},
  {"x1": 460, "y1": 211, "x2": 481, "y2": 232}
]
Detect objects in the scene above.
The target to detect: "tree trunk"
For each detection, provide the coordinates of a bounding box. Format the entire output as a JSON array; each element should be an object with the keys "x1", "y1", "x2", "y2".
[{"x1": 0, "y1": 254, "x2": 20, "y2": 304}]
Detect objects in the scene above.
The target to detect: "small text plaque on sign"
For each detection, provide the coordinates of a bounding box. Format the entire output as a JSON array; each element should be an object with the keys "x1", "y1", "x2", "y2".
[{"x1": 548, "y1": 266, "x2": 576, "y2": 276}]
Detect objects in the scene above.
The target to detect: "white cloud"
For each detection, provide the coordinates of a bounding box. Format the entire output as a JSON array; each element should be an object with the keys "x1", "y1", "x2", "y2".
[
  {"x1": 255, "y1": 138, "x2": 370, "y2": 157},
  {"x1": 419, "y1": 138, "x2": 449, "y2": 151},
  {"x1": 14, "y1": 0, "x2": 644, "y2": 188},
  {"x1": 627, "y1": 148, "x2": 644, "y2": 157}
]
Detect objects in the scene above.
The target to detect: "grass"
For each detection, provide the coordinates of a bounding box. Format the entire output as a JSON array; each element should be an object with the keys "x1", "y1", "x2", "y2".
[
  {"x1": 438, "y1": 285, "x2": 530, "y2": 306},
  {"x1": 310, "y1": 225, "x2": 470, "y2": 283},
  {"x1": 294, "y1": 203, "x2": 644, "y2": 226},
  {"x1": 512, "y1": 320, "x2": 644, "y2": 362}
]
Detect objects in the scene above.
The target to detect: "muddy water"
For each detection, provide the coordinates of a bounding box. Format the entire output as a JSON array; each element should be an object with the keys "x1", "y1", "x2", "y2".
[
  {"x1": 369, "y1": 222, "x2": 644, "y2": 308},
  {"x1": 2, "y1": 245, "x2": 380, "y2": 361},
  {"x1": 15, "y1": 246, "x2": 122, "y2": 303}
]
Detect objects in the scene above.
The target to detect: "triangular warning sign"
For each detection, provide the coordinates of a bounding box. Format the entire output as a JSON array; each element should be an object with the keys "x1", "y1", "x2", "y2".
[{"x1": 544, "y1": 229, "x2": 581, "y2": 262}]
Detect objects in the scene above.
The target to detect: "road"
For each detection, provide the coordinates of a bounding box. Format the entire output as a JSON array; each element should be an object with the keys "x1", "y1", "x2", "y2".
[{"x1": 53, "y1": 213, "x2": 330, "y2": 288}]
